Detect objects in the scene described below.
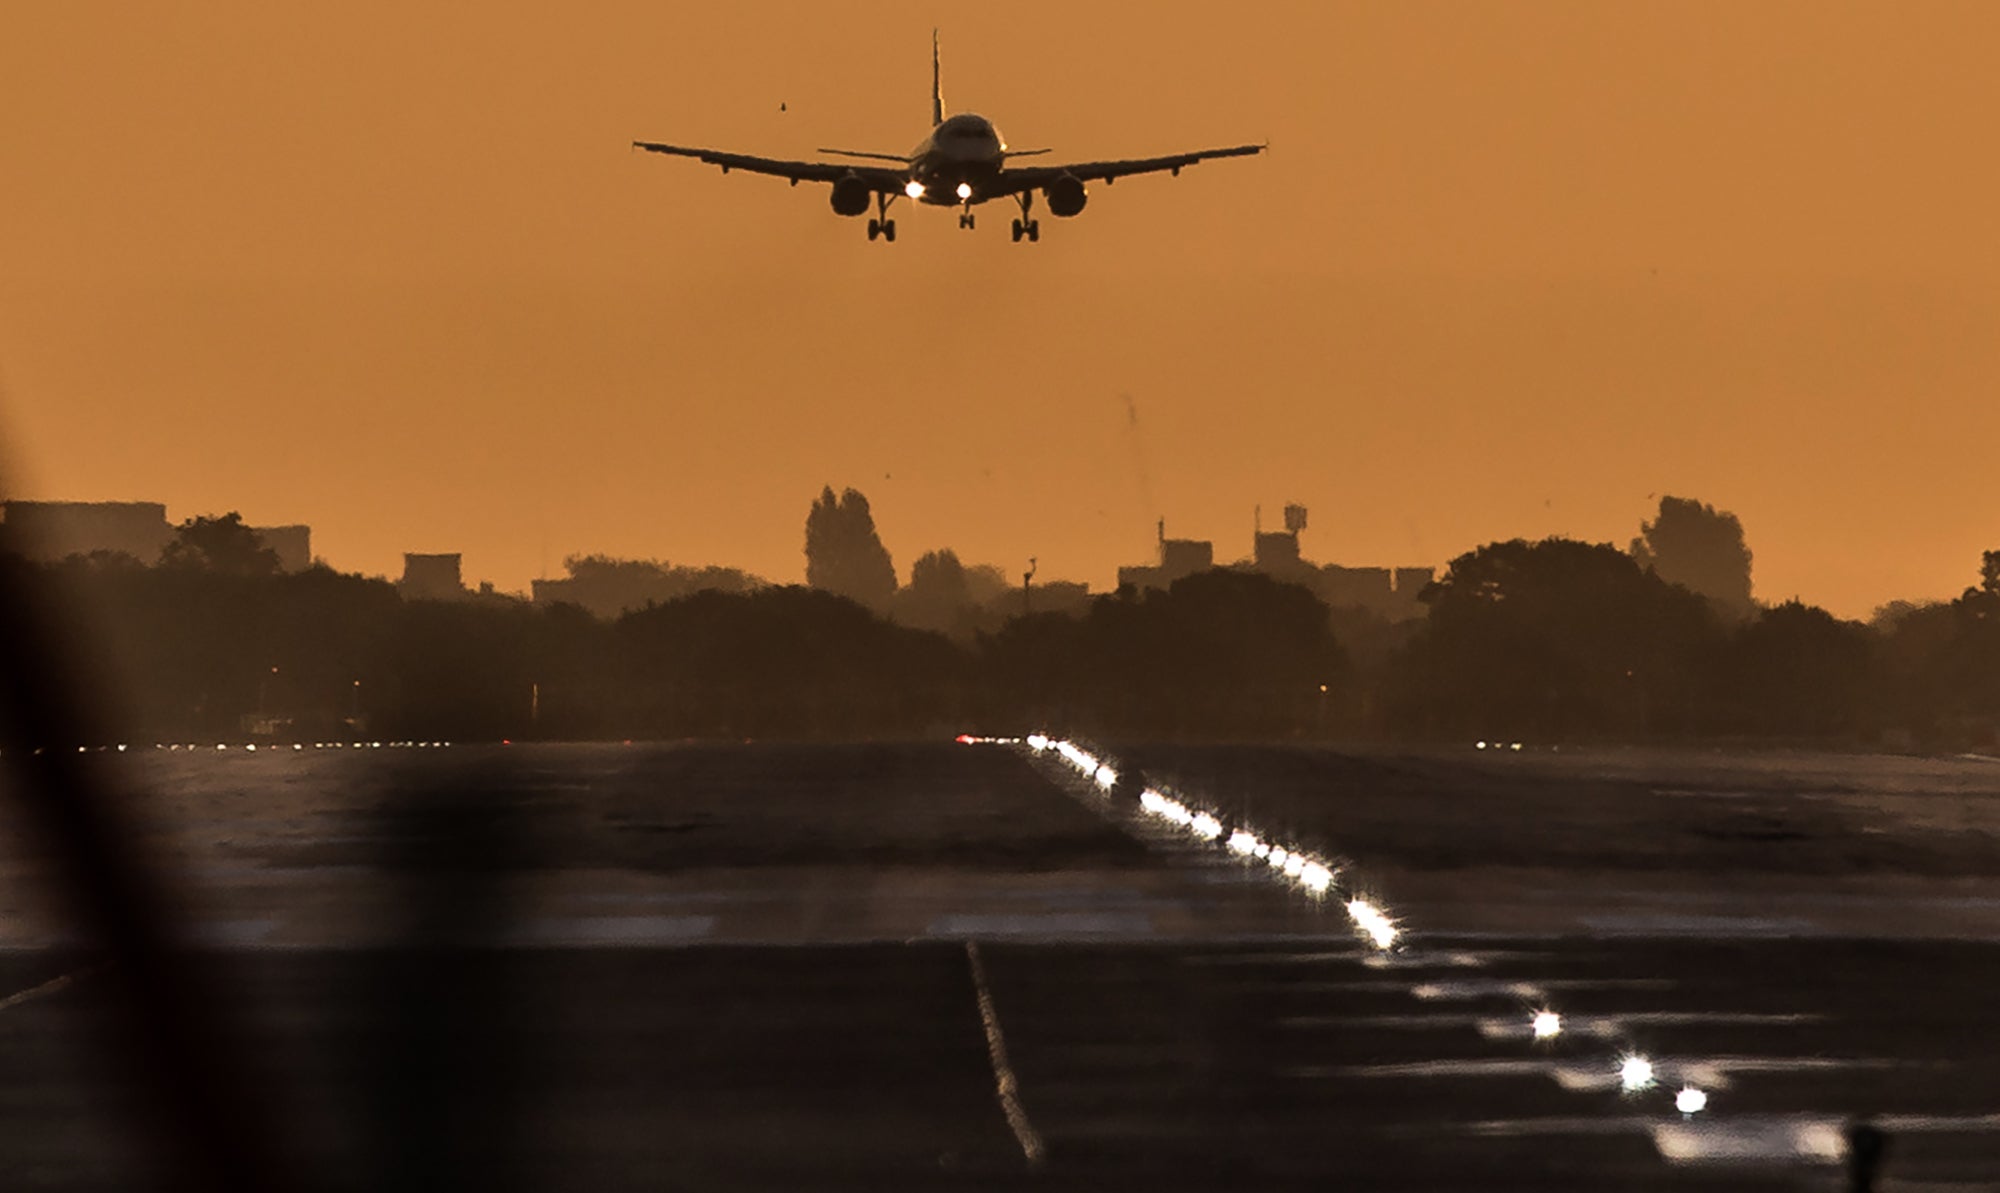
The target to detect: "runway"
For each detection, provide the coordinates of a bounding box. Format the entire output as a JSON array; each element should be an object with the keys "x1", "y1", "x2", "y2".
[{"x1": 1, "y1": 741, "x2": 1996, "y2": 1188}]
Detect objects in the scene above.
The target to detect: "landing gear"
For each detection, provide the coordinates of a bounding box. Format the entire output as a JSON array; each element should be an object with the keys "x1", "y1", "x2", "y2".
[
  {"x1": 958, "y1": 209, "x2": 976, "y2": 230},
  {"x1": 867, "y1": 192, "x2": 898, "y2": 243},
  {"x1": 1010, "y1": 191, "x2": 1041, "y2": 244}
]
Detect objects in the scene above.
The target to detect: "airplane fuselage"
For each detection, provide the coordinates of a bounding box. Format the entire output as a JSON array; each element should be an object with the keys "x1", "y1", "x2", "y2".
[{"x1": 906, "y1": 113, "x2": 1007, "y2": 206}]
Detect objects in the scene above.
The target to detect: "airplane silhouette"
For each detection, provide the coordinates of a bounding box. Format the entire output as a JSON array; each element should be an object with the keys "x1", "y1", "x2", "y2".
[{"x1": 634, "y1": 32, "x2": 1265, "y2": 243}]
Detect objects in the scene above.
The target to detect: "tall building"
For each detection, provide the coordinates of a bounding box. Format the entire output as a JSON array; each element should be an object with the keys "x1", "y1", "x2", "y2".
[
  {"x1": 251, "y1": 524, "x2": 312, "y2": 572},
  {"x1": 400, "y1": 553, "x2": 466, "y2": 601},
  {"x1": 1117, "y1": 520, "x2": 1216, "y2": 591},
  {"x1": 0, "y1": 500, "x2": 173, "y2": 563}
]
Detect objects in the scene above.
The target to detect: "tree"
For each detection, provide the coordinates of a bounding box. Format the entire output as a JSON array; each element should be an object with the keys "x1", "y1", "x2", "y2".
[
  {"x1": 1394, "y1": 538, "x2": 1723, "y2": 738},
  {"x1": 803, "y1": 487, "x2": 896, "y2": 611},
  {"x1": 159, "y1": 512, "x2": 282, "y2": 577},
  {"x1": 1719, "y1": 601, "x2": 1880, "y2": 737},
  {"x1": 1980, "y1": 550, "x2": 2000, "y2": 598},
  {"x1": 982, "y1": 569, "x2": 1347, "y2": 738},
  {"x1": 549, "y1": 555, "x2": 761, "y2": 620},
  {"x1": 895, "y1": 548, "x2": 973, "y2": 635},
  {"x1": 1631, "y1": 496, "x2": 1754, "y2": 619}
]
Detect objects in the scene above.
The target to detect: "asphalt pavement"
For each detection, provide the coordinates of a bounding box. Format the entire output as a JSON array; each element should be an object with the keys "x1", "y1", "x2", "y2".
[{"x1": 1, "y1": 740, "x2": 1996, "y2": 1190}]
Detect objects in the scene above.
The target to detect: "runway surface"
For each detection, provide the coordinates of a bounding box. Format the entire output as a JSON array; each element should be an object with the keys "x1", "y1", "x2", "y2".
[{"x1": 2, "y1": 740, "x2": 1997, "y2": 1189}]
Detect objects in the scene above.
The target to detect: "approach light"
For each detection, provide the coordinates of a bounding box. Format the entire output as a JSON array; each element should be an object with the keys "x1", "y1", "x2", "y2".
[
  {"x1": 905, "y1": 180, "x2": 926, "y2": 199},
  {"x1": 955, "y1": 182, "x2": 973, "y2": 200},
  {"x1": 1532, "y1": 1011, "x2": 1563, "y2": 1040},
  {"x1": 1676, "y1": 1086, "x2": 1708, "y2": 1114},
  {"x1": 1619, "y1": 1055, "x2": 1655, "y2": 1092}
]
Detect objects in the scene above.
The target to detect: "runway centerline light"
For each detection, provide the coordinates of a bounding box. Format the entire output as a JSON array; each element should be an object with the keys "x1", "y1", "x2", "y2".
[
  {"x1": 1346, "y1": 898, "x2": 1399, "y2": 949},
  {"x1": 1619, "y1": 1055, "x2": 1655, "y2": 1092}
]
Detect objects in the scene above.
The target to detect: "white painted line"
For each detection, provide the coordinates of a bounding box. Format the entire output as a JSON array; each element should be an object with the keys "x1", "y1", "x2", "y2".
[
  {"x1": 1653, "y1": 1117, "x2": 1847, "y2": 1164},
  {"x1": 1293, "y1": 1058, "x2": 1551, "y2": 1080},
  {"x1": 1577, "y1": 914, "x2": 1822, "y2": 937},
  {"x1": 929, "y1": 912, "x2": 1153, "y2": 940},
  {"x1": 1410, "y1": 979, "x2": 1546, "y2": 1001},
  {"x1": 1282, "y1": 1013, "x2": 1485, "y2": 1031},
  {"x1": 505, "y1": 915, "x2": 718, "y2": 947},
  {"x1": 0, "y1": 965, "x2": 104, "y2": 1013},
  {"x1": 1475, "y1": 1011, "x2": 1822, "y2": 1041},
  {"x1": 964, "y1": 941, "x2": 1046, "y2": 1169}
]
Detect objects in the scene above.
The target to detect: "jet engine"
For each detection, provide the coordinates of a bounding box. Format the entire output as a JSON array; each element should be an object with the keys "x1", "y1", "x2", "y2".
[
  {"x1": 1045, "y1": 174, "x2": 1088, "y2": 218},
  {"x1": 829, "y1": 174, "x2": 872, "y2": 217}
]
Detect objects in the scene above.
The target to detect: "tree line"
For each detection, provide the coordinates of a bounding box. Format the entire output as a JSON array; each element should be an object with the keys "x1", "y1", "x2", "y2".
[{"x1": 4, "y1": 499, "x2": 1997, "y2": 748}]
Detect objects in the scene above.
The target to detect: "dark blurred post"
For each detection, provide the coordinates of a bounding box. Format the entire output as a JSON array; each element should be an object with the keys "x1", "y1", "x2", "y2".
[
  {"x1": 352, "y1": 769, "x2": 531, "y2": 1193},
  {"x1": 1846, "y1": 1120, "x2": 1888, "y2": 1192},
  {"x1": 0, "y1": 554, "x2": 282, "y2": 1192}
]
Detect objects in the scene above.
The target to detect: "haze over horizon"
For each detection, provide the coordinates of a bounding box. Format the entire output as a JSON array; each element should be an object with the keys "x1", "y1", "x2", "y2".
[{"x1": 4, "y1": 2, "x2": 1995, "y2": 618}]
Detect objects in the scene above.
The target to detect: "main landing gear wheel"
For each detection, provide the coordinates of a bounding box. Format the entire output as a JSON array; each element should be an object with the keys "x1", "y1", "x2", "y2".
[
  {"x1": 958, "y1": 211, "x2": 975, "y2": 230},
  {"x1": 1010, "y1": 191, "x2": 1041, "y2": 244},
  {"x1": 867, "y1": 192, "x2": 898, "y2": 243}
]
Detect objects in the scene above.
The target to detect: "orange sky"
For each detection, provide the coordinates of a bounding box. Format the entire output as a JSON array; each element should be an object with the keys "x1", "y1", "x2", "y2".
[{"x1": 3, "y1": 2, "x2": 1995, "y2": 617}]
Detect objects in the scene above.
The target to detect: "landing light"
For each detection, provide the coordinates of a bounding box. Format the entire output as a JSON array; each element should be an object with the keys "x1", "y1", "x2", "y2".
[
  {"x1": 955, "y1": 182, "x2": 972, "y2": 200},
  {"x1": 904, "y1": 180, "x2": 925, "y2": 199},
  {"x1": 1532, "y1": 1011, "x2": 1562, "y2": 1039},
  {"x1": 1675, "y1": 1086, "x2": 1707, "y2": 1114}
]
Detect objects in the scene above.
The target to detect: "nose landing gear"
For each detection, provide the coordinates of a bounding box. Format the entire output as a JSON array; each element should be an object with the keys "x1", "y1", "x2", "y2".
[
  {"x1": 1010, "y1": 191, "x2": 1041, "y2": 244},
  {"x1": 958, "y1": 209, "x2": 976, "y2": 230}
]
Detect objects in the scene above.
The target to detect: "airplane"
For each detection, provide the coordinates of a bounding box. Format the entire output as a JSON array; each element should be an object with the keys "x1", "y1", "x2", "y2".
[{"x1": 633, "y1": 32, "x2": 1265, "y2": 243}]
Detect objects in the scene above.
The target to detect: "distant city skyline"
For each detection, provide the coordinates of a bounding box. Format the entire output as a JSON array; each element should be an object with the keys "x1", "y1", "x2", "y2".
[{"x1": 5, "y1": 4, "x2": 1996, "y2": 619}]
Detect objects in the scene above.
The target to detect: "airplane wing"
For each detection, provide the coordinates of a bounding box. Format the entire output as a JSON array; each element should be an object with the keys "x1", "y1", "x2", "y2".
[
  {"x1": 994, "y1": 143, "x2": 1265, "y2": 193},
  {"x1": 632, "y1": 141, "x2": 905, "y2": 191}
]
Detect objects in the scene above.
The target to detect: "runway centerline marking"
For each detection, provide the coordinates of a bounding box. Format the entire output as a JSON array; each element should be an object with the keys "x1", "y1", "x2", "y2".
[{"x1": 964, "y1": 940, "x2": 1047, "y2": 1169}]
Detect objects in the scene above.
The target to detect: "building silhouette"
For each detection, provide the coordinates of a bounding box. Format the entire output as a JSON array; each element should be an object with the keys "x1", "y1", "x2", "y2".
[
  {"x1": 1117, "y1": 521, "x2": 1216, "y2": 591},
  {"x1": 1, "y1": 500, "x2": 174, "y2": 563},
  {"x1": 400, "y1": 553, "x2": 466, "y2": 601},
  {"x1": 250, "y1": 524, "x2": 312, "y2": 572},
  {"x1": 1118, "y1": 508, "x2": 1434, "y2": 621},
  {"x1": 0, "y1": 501, "x2": 314, "y2": 573}
]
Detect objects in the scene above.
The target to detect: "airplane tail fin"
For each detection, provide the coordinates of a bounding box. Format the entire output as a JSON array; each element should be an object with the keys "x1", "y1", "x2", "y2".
[{"x1": 931, "y1": 29, "x2": 945, "y2": 126}]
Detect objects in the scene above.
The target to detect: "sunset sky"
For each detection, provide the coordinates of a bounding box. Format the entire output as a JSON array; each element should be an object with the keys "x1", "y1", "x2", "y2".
[{"x1": 3, "y1": 2, "x2": 1995, "y2": 617}]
